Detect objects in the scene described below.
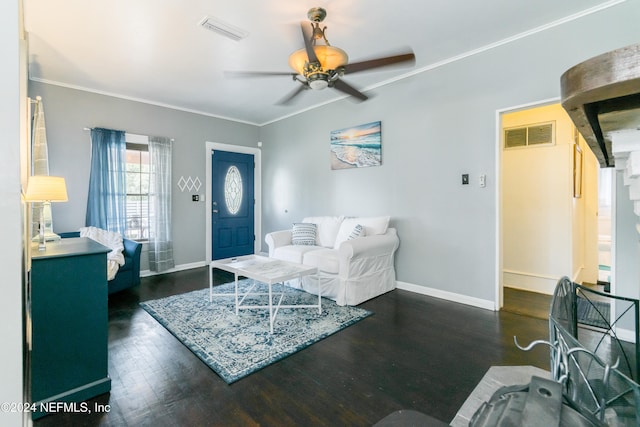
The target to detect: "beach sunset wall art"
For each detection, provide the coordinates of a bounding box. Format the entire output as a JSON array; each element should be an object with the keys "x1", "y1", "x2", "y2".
[{"x1": 330, "y1": 121, "x2": 382, "y2": 170}]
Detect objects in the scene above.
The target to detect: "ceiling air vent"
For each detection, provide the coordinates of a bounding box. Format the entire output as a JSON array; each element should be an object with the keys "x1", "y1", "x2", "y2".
[
  {"x1": 504, "y1": 122, "x2": 555, "y2": 149},
  {"x1": 199, "y1": 16, "x2": 249, "y2": 41}
]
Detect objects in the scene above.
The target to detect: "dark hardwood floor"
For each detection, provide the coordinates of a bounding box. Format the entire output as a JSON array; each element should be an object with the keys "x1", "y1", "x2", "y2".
[
  {"x1": 502, "y1": 287, "x2": 552, "y2": 320},
  {"x1": 502, "y1": 284, "x2": 611, "y2": 321},
  {"x1": 35, "y1": 268, "x2": 551, "y2": 427}
]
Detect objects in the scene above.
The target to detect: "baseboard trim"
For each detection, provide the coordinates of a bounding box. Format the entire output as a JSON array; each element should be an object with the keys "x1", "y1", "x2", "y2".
[
  {"x1": 616, "y1": 328, "x2": 636, "y2": 344},
  {"x1": 396, "y1": 281, "x2": 496, "y2": 311},
  {"x1": 502, "y1": 270, "x2": 557, "y2": 295},
  {"x1": 140, "y1": 261, "x2": 208, "y2": 277}
]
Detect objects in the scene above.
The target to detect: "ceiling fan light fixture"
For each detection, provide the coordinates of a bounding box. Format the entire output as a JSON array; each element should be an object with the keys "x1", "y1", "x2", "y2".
[
  {"x1": 307, "y1": 73, "x2": 330, "y2": 90},
  {"x1": 288, "y1": 45, "x2": 348, "y2": 77},
  {"x1": 225, "y1": 6, "x2": 414, "y2": 104}
]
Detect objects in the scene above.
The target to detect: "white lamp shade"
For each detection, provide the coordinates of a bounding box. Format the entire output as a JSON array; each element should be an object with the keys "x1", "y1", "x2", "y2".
[
  {"x1": 288, "y1": 45, "x2": 348, "y2": 74},
  {"x1": 24, "y1": 175, "x2": 68, "y2": 202}
]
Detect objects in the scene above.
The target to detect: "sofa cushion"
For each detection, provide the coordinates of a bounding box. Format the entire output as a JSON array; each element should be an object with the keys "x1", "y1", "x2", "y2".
[
  {"x1": 303, "y1": 249, "x2": 340, "y2": 274},
  {"x1": 302, "y1": 216, "x2": 344, "y2": 247},
  {"x1": 273, "y1": 245, "x2": 323, "y2": 264},
  {"x1": 334, "y1": 216, "x2": 390, "y2": 249},
  {"x1": 291, "y1": 222, "x2": 317, "y2": 245}
]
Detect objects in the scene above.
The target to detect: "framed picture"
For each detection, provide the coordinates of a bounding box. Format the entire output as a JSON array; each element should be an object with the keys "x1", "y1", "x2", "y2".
[
  {"x1": 574, "y1": 143, "x2": 583, "y2": 198},
  {"x1": 330, "y1": 121, "x2": 381, "y2": 170}
]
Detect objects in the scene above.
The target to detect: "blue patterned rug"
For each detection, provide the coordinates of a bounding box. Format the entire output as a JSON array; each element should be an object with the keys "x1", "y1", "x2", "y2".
[{"x1": 140, "y1": 279, "x2": 372, "y2": 384}]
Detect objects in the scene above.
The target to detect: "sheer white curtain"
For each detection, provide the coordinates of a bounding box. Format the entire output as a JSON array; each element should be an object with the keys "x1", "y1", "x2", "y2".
[{"x1": 148, "y1": 136, "x2": 174, "y2": 272}]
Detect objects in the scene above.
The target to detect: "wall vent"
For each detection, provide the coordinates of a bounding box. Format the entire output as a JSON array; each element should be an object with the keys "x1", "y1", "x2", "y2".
[
  {"x1": 199, "y1": 16, "x2": 249, "y2": 41},
  {"x1": 505, "y1": 122, "x2": 555, "y2": 149}
]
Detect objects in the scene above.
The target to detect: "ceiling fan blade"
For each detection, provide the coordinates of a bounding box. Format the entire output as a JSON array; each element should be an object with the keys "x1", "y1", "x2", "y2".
[
  {"x1": 300, "y1": 22, "x2": 319, "y2": 64},
  {"x1": 225, "y1": 70, "x2": 297, "y2": 78},
  {"x1": 332, "y1": 79, "x2": 368, "y2": 101},
  {"x1": 341, "y1": 52, "x2": 415, "y2": 75},
  {"x1": 276, "y1": 83, "x2": 308, "y2": 105}
]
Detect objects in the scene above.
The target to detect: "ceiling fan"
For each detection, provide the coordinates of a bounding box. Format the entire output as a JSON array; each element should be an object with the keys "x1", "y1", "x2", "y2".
[{"x1": 225, "y1": 7, "x2": 416, "y2": 105}]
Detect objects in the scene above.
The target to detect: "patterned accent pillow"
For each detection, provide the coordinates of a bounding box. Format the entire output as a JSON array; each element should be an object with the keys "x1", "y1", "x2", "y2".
[
  {"x1": 348, "y1": 224, "x2": 366, "y2": 240},
  {"x1": 291, "y1": 223, "x2": 317, "y2": 246}
]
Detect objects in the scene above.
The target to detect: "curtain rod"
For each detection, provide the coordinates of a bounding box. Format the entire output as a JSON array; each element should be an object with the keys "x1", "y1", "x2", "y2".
[
  {"x1": 83, "y1": 128, "x2": 174, "y2": 142},
  {"x1": 29, "y1": 96, "x2": 42, "y2": 103}
]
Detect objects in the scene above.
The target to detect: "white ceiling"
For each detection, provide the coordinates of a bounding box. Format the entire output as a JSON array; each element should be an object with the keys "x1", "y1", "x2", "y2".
[{"x1": 23, "y1": 0, "x2": 617, "y2": 125}]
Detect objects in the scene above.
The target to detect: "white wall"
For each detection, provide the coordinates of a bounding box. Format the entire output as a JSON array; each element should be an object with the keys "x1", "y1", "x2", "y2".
[
  {"x1": 0, "y1": 1, "x2": 26, "y2": 426},
  {"x1": 614, "y1": 169, "x2": 640, "y2": 332},
  {"x1": 259, "y1": 1, "x2": 639, "y2": 306},
  {"x1": 579, "y1": 139, "x2": 600, "y2": 283},
  {"x1": 614, "y1": 169, "x2": 640, "y2": 296},
  {"x1": 502, "y1": 103, "x2": 598, "y2": 294}
]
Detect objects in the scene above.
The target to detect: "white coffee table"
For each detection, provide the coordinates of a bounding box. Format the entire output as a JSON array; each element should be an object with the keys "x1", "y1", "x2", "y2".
[{"x1": 209, "y1": 254, "x2": 320, "y2": 334}]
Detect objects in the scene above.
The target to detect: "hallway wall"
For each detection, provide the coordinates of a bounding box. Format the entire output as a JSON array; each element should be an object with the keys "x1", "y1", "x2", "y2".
[{"x1": 502, "y1": 103, "x2": 598, "y2": 294}]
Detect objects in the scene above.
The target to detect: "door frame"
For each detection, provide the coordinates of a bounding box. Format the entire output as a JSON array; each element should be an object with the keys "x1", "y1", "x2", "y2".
[
  {"x1": 494, "y1": 97, "x2": 618, "y2": 310},
  {"x1": 205, "y1": 141, "x2": 261, "y2": 262},
  {"x1": 495, "y1": 97, "x2": 558, "y2": 310}
]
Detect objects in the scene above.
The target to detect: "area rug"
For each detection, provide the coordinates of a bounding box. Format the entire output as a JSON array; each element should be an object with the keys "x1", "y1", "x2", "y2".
[
  {"x1": 577, "y1": 296, "x2": 610, "y2": 330},
  {"x1": 140, "y1": 279, "x2": 372, "y2": 384}
]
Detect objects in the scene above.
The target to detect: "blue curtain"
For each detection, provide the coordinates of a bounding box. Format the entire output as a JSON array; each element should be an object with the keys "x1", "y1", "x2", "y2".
[{"x1": 86, "y1": 128, "x2": 127, "y2": 234}]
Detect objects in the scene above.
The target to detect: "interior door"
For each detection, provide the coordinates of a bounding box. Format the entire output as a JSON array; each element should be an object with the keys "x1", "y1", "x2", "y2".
[{"x1": 211, "y1": 150, "x2": 255, "y2": 260}]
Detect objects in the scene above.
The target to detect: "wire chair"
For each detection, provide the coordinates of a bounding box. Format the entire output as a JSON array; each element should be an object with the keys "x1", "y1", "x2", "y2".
[
  {"x1": 546, "y1": 277, "x2": 640, "y2": 425},
  {"x1": 574, "y1": 283, "x2": 640, "y2": 382}
]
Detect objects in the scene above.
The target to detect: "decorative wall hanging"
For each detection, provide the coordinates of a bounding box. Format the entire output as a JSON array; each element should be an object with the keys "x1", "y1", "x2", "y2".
[
  {"x1": 177, "y1": 176, "x2": 202, "y2": 192},
  {"x1": 330, "y1": 121, "x2": 382, "y2": 170}
]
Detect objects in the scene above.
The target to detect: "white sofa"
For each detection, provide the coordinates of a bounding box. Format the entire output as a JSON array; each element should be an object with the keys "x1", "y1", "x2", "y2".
[{"x1": 265, "y1": 216, "x2": 399, "y2": 306}]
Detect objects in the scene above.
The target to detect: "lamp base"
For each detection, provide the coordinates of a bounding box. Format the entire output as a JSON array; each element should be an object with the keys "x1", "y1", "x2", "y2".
[{"x1": 31, "y1": 232, "x2": 61, "y2": 242}]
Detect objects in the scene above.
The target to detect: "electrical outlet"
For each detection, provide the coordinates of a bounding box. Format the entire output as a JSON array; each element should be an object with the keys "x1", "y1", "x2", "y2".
[
  {"x1": 192, "y1": 194, "x2": 199, "y2": 202},
  {"x1": 462, "y1": 174, "x2": 469, "y2": 185}
]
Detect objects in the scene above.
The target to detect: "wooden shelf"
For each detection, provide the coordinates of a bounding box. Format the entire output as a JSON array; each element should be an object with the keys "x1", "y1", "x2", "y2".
[{"x1": 561, "y1": 43, "x2": 640, "y2": 167}]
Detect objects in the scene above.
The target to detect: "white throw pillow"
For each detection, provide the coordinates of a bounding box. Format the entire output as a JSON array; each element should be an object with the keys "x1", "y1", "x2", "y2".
[
  {"x1": 333, "y1": 216, "x2": 390, "y2": 249},
  {"x1": 357, "y1": 216, "x2": 390, "y2": 235},
  {"x1": 291, "y1": 223, "x2": 317, "y2": 246},
  {"x1": 302, "y1": 216, "x2": 344, "y2": 247},
  {"x1": 348, "y1": 224, "x2": 366, "y2": 240}
]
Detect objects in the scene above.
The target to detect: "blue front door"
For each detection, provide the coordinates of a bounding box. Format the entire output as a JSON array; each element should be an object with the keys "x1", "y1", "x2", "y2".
[{"x1": 211, "y1": 150, "x2": 255, "y2": 260}]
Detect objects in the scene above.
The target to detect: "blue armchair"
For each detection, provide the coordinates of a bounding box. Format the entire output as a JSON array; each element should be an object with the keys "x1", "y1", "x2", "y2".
[{"x1": 58, "y1": 231, "x2": 142, "y2": 294}]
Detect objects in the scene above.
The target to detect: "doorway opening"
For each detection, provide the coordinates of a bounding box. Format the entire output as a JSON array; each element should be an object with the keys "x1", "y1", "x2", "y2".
[{"x1": 498, "y1": 101, "x2": 608, "y2": 319}]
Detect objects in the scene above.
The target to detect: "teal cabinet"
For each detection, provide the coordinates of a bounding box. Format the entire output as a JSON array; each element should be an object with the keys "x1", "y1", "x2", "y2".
[{"x1": 30, "y1": 237, "x2": 111, "y2": 419}]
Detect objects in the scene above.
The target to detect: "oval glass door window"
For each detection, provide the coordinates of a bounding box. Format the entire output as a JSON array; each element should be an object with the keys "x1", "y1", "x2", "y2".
[{"x1": 224, "y1": 166, "x2": 242, "y2": 214}]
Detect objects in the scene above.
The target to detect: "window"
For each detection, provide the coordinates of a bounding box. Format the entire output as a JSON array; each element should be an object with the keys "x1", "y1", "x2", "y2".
[
  {"x1": 87, "y1": 129, "x2": 173, "y2": 272},
  {"x1": 224, "y1": 165, "x2": 242, "y2": 215},
  {"x1": 125, "y1": 142, "x2": 150, "y2": 240}
]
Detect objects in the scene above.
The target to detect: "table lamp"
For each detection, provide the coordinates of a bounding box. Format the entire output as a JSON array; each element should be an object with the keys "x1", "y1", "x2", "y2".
[{"x1": 24, "y1": 175, "x2": 68, "y2": 251}]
